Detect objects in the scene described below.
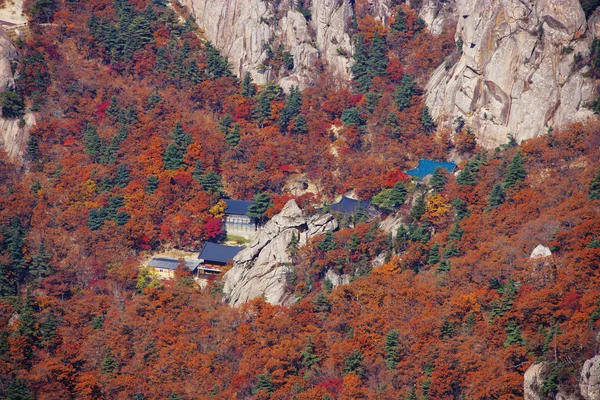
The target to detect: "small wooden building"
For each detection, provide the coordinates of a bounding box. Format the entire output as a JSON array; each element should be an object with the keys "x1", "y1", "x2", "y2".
[
  {"x1": 224, "y1": 199, "x2": 256, "y2": 238},
  {"x1": 198, "y1": 242, "x2": 244, "y2": 274},
  {"x1": 147, "y1": 257, "x2": 201, "y2": 279}
]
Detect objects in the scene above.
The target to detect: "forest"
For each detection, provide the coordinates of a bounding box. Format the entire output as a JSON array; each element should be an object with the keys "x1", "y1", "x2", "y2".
[{"x1": 0, "y1": 0, "x2": 599, "y2": 398}]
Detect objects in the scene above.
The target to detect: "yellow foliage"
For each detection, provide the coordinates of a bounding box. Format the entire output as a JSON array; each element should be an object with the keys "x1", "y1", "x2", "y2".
[
  {"x1": 424, "y1": 193, "x2": 450, "y2": 224},
  {"x1": 209, "y1": 199, "x2": 227, "y2": 218}
]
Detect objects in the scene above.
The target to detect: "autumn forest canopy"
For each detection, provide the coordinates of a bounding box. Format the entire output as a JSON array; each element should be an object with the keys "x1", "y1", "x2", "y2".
[{"x1": 0, "y1": 0, "x2": 599, "y2": 398}]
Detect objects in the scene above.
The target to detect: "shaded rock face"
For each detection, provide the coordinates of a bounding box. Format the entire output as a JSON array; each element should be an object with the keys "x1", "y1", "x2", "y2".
[
  {"x1": 223, "y1": 200, "x2": 337, "y2": 306},
  {"x1": 177, "y1": 0, "x2": 354, "y2": 90},
  {"x1": 524, "y1": 362, "x2": 549, "y2": 400},
  {"x1": 0, "y1": 26, "x2": 33, "y2": 163},
  {"x1": 581, "y1": 355, "x2": 600, "y2": 400},
  {"x1": 425, "y1": 0, "x2": 596, "y2": 148}
]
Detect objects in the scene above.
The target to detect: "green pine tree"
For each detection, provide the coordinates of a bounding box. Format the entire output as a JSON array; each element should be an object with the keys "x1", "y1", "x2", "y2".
[
  {"x1": 394, "y1": 74, "x2": 415, "y2": 111},
  {"x1": 317, "y1": 231, "x2": 336, "y2": 251},
  {"x1": 279, "y1": 86, "x2": 302, "y2": 130},
  {"x1": 421, "y1": 106, "x2": 435, "y2": 135},
  {"x1": 451, "y1": 197, "x2": 469, "y2": 220},
  {"x1": 409, "y1": 192, "x2": 426, "y2": 221},
  {"x1": 384, "y1": 330, "x2": 401, "y2": 369},
  {"x1": 343, "y1": 350, "x2": 365, "y2": 377},
  {"x1": 252, "y1": 374, "x2": 274, "y2": 394},
  {"x1": 246, "y1": 192, "x2": 273, "y2": 225},
  {"x1": 427, "y1": 243, "x2": 440, "y2": 265},
  {"x1": 163, "y1": 143, "x2": 184, "y2": 170},
  {"x1": 101, "y1": 348, "x2": 118, "y2": 375},
  {"x1": 204, "y1": 42, "x2": 231, "y2": 79},
  {"x1": 0, "y1": 90, "x2": 25, "y2": 119},
  {"x1": 429, "y1": 166, "x2": 448, "y2": 193},
  {"x1": 313, "y1": 292, "x2": 331, "y2": 313},
  {"x1": 115, "y1": 164, "x2": 130, "y2": 188},
  {"x1": 301, "y1": 336, "x2": 321, "y2": 369},
  {"x1": 29, "y1": 242, "x2": 52, "y2": 281},
  {"x1": 486, "y1": 184, "x2": 505, "y2": 210},
  {"x1": 225, "y1": 123, "x2": 241, "y2": 146},
  {"x1": 391, "y1": 7, "x2": 407, "y2": 32},
  {"x1": 83, "y1": 124, "x2": 101, "y2": 161},
  {"x1": 292, "y1": 114, "x2": 308, "y2": 134},
  {"x1": 588, "y1": 168, "x2": 600, "y2": 200},
  {"x1": 503, "y1": 151, "x2": 527, "y2": 189},
  {"x1": 199, "y1": 171, "x2": 224, "y2": 195},
  {"x1": 368, "y1": 32, "x2": 388, "y2": 78},
  {"x1": 254, "y1": 83, "x2": 281, "y2": 126},
  {"x1": 384, "y1": 112, "x2": 401, "y2": 139},
  {"x1": 241, "y1": 72, "x2": 256, "y2": 97},
  {"x1": 6, "y1": 378, "x2": 34, "y2": 400},
  {"x1": 146, "y1": 176, "x2": 159, "y2": 194},
  {"x1": 448, "y1": 221, "x2": 463, "y2": 241},
  {"x1": 351, "y1": 34, "x2": 371, "y2": 92}
]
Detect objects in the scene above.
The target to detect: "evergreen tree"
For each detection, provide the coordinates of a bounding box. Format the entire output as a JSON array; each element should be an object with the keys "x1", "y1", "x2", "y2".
[
  {"x1": 440, "y1": 318, "x2": 456, "y2": 339},
  {"x1": 429, "y1": 167, "x2": 447, "y2": 193},
  {"x1": 205, "y1": 42, "x2": 231, "y2": 79},
  {"x1": 589, "y1": 168, "x2": 600, "y2": 200},
  {"x1": 241, "y1": 72, "x2": 256, "y2": 97},
  {"x1": 88, "y1": 208, "x2": 106, "y2": 230},
  {"x1": 146, "y1": 176, "x2": 159, "y2": 194},
  {"x1": 163, "y1": 143, "x2": 184, "y2": 170},
  {"x1": 385, "y1": 112, "x2": 401, "y2": 139},
  {"x1": 254, "y1": 83, "x2": 281, "y2": 126},
  {"x1": 343, "y1": 350, "x2": 365, "y2": 377},
  {"x1": 409, "y1": 192, "x2": 426, "y2": 221},
  {"x1": 288, "y1": 232, "x2": 299, "y2": 258},
  {"x1": 394, "y1": 74, "x2": 415, "y2": 111},
  {"x1": 39, "y1": 313, "x2": 57, "y2": 342},
  {"x1": 219, "y1": 114, "x2": 233, "y2": 135},
  {"x1": 317, "y1": 231, "x2": 336, "y2": 252},
  {"x1": 6, "y1": 378, "x2": 34, "y2": 400},
  {"x1": 341, "y1": 107, "x2": 366, "y2": 127},
  {"x1": 486, "y1": 184, "x2": 505, "y2": 210},
  {"x1": 448, "y1": 221, "x2": 464, "y2": 241},
  {"x1": 427, "y1": 243, "x2": 440, "y2": 265},
  {"x1": 279, "y1": 86, "x2": 302, "y2": 130},
  {"x1": 172, "y1": 122, "x2": 192, "y2": 150},
  {"x1": 293, "y1": 114, "x2": 308, "y2": 135},
  {"x1": 27, "y1": 135, "x2": 39, "y2": 160},
  {"x1": 0, "y1": 90, "x2": 25, "y2": 119},
  {"x1": 421, "y1": 106, "x2": 435, "y2": 135},
  {"x1": 192, "y1": 161, "x2": 205, "y2": 182},
  {"x1": 199, "y1": 171, "x2": 224, "y2": 195},
  {"x1": 29, "y1": 242, "x2": 52, "y2": 281},
  {"x1": 437, "y1": 259, "x2": 451, "y2": 273},
  {"x1": 115, "y1": 164, "x2": 130, "y2": 188},
  {"x1": 384, "y1": 330, "x2": 401, "y2": 369},
  {"x1": 368, "y1": 32, "x2": 388, "y2": 78},
  {"x1": 115, "y1": 211, "x2": 131, "y2": 226},
  {"x1": 444, "y1": 241, "x2": 459, "y2": 258},
  {"x1": 503, "y1": 322, "x2": 524, "y2": 347},
  {"x1": 0, "y1": 263, "x2": 15, "y2": 297},
  {"x1": 83, "y1": 124, "x2": 101, "y2": 160},
  {"x1": 101, "y1": 348, "x2": 118, "y2": 375},
  {"x1": 226, "y1": 123, "x2": 241, "y2": 146},
  {"x1": 503, "y1": 151, "x2": 527, "y2": 189},
  {"x1": 301, "y1": 336, "x2": 321, "y2": 369},
  {"x1": 246, "y1": 192, "x2": 273, "y2": 225},
  {"x1": 253, "y1": 374, "x2": 274, "y2": 394},
  {"x1": 313, "y1": 292, "x2": 331, "y2": 313},
  {"x1": 351, "y1": 34, "x2": 371, "y2": 92},
  {"x1": 371, "y1": 182, "x2": 407, "y2": 211},
  {"x1": 106, "y1": 195, "x2": 124, "y2": 220},
  {"x1": 17, "y1": 296, "x2": 37, "y2": 340},
  {"x1": 451, "y1": 198, "x2": 469, "y2": 220},
  {"x1": 391, "y1": 7, "x2": 407, "y2": 32}
]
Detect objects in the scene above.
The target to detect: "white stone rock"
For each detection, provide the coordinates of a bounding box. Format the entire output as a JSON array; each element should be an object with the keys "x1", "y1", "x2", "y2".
[
  {"x1": 223, "y1": 200, "x2": 337, "y2": 306},
  {"x1": 425, "y1": 0, "x2": 595, "y2": 148},
  {"x1": 530, "y1": 244, "x2": 552, "y2": 259},
  {"x1": 324, "y1": 269, "x2": 350, "y2": 288},
  {"x1": 581, "y1": 355, "x2": 600, "y2": 400},
  {"x1": 524, "y1": 362, "x2": 550, "y2": 400},
  {"x1": 178, "y1": 0, "x2": 353, "y2": 88}
]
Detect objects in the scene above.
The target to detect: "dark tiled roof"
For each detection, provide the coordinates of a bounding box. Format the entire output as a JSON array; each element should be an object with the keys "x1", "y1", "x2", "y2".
[
  {"x1": 331, "y1": 196, "x2": 370, "y2": 213},
  {"x1": 406, "y1": 159, "x2": 457, "y2": 178},
  {"x1": 147, "y1": 257, "x2": 201, "y2": 271},
  {"x1": 199, "y1": 242, "x2": 244, "y2": 265},
  {"x1": 224, "y1": 199, "x2": 254, "y2": 215}
]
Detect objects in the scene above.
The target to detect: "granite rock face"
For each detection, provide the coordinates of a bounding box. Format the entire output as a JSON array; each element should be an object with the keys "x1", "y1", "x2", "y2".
[
  {"x1": 223, "y1": 200, "x2": 337, "y2": 306},
  {"x1": 580, "y1": 355, "x2": 600, "y2": 400},
  {"x1": 177, "y1": 0, "x2": 354, "y2": 90},
  {"x1": 425, "y1": 0, "x2": 596, "y2": 148},
  {"x1": 0, "y1": 26, "x2": 34, "y2": 163}
]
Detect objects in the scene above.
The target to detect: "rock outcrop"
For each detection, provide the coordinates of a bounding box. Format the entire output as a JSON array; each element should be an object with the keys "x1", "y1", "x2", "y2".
[
  {"x1": 223, "y1": 200, "x2": 337, "y2": 306},
  {"x1": 425, "y1": 0, "x2": 597, "y2": 148},
  {"x1": 0, "y1": 26, "x2": 33, "y2": 163},
  {"x1": 524, "y1": 362, "x2": 550, "y2": 400},
  {"x1": 530, "y1": 244, "x2": 552, "y2": 259},
  {"x1": 177, "y1": 0, "x2": 354, "y2": 90},
  {"x1": 580, "y1": 355, "x2": 600, "y2": 400}
]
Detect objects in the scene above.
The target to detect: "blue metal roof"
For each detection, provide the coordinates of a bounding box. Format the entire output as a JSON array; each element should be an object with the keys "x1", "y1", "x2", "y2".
[
  {"x1": 405, "y1": 159, "x2": 457, "y2": 178},
  {"x1": 147, "y1": 257, "x2": 201, "y2": 271},
  {"x1": 199, "y1": 242, "x2": 244, "y2": 265},
  {"x1": 224, "y1": 199, "x2": 254, "y2": 215},
  {"x1": 330, "y1": 196, "x2": 370, "y2": 213}
]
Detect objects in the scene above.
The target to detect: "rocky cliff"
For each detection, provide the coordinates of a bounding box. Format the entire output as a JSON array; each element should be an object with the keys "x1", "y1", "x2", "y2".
[
  {"x1": 177, "y1": 0, "x2": 357, "y2": 90},
  {"x1": 425, "y1": 0, "x2": 598, "y2": 148},
  {"x1": 524, "y1": 355, "x2": 600, "y2": 400},
  {"x1": 222, "y1": 199, "x2": 337, "y2": 306},
  {"x1": 0, "y1": 26, "x2": 33, "y2": 163}
]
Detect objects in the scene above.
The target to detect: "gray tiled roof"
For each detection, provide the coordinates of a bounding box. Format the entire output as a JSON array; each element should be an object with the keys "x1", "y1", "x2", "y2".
[{"x1": 147, "y1": 257, "x2": 201, "y2": 271}]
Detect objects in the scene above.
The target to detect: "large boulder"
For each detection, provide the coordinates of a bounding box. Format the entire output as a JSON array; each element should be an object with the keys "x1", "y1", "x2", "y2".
[
  {"x1": 524, "y1": 362, "x2": 550, "y2": 400},
  {"x1": 425, "y1": 0, "x2": 596, "y2": 148},
  {"x1": 222, "y1": 200, "x2": 337, "y2": 306},
  {"x1": 580, "y1": 355, "x2": 600, "y2": 400}
]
